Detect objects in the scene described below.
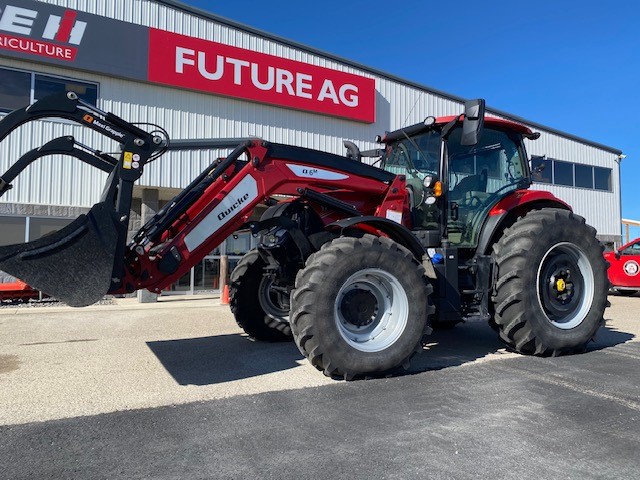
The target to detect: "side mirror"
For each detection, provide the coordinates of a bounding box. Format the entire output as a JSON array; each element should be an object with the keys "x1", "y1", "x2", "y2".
[
  {"x1": 615, "y1": 250, "x2": 622, "y2": 260},
  {"x1": 461, "y1": 99, "x2": 486, "y2": 146}
]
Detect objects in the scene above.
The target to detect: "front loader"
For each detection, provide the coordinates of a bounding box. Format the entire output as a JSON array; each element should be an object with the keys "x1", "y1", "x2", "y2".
[{"x1": 0, "y1": 93, "x2": 608, "y2": 379}]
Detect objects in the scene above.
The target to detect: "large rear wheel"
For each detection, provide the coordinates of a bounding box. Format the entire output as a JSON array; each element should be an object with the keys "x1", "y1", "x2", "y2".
[
  {"x1": 290, "y1": 235, "x2": 433, "y2": 379},
  {"x1": 491, "y1": 209, "x2": 608, "y2": 355},
  {"x1": 229, "y1": 250, "x2": 292, "y2": 342}
]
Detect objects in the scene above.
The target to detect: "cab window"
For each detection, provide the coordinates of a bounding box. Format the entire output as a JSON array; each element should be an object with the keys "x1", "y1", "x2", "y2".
[
  {"x1": 447, "y1": 127, "x2": 527, "y2": 198},
  {"x1": 384, "y1": 130, "x2": 440, "y2": 176}
]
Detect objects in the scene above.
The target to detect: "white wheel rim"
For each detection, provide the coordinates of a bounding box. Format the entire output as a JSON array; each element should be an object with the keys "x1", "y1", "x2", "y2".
[
  {"x1": 536, "y1": 242, "x2": 594, "y2": 330},
  {"x1": 334, "y1": 268, "x2": 409, "y2": 352}
]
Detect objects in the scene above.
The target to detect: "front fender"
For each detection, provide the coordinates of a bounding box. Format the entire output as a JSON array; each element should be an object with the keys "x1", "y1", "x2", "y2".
[{"x1": 327, "y1": 216, "x2": 437, "y2": 279}]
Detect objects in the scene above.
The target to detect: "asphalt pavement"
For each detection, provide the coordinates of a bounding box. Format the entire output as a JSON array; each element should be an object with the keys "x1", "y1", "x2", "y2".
[{"x1": 0, "y1": 294, "x2": 639, "y2": 479}]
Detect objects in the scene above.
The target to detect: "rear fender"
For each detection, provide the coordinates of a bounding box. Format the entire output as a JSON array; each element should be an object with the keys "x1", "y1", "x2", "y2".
[{"x1": 477, "y1": 191, "x2": 571, "y2": 255}]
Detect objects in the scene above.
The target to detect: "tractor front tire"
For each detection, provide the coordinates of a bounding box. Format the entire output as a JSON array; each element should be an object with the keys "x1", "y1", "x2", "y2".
[
  {"x1": 230, "y1": 250, "x2": 292, "y2": 342},
  {"x1": 290, "y1": 235, "x2": 433, "y2": 379},
  {"x1": 491, "y1": 209, "x2": 608, "y2": 355}
]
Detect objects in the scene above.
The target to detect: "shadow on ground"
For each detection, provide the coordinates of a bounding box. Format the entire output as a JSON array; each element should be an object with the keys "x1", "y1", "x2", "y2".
[
  {"x1": 589, "y1": 321, "x2": 636, "y2": 352},
  {"x1": 408, "y1": 321, "x2": 504, "y2": 374},
  {"x1": 147, "y1": 334, "x2": 303, "y2": 385},
  {"x1": 149, "y1": 321, "x2": 635, "y2": 385}
]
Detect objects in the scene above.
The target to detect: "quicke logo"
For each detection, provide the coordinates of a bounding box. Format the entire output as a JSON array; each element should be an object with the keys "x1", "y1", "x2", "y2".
[{"x1": 217, "y1": 193, "x2": 250, "y2": 220}]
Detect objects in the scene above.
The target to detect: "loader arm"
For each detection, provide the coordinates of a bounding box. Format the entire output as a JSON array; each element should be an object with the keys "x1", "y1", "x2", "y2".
[
  {"x1": 115, "y1": 141, "x2": 402, "y2": 295},
  {"x1": 0, "y1": 92, "x2": 406, "y2": 305}
]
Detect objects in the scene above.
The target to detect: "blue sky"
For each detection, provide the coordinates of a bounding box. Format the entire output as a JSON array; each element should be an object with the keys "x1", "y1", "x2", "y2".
[{"x1": 184, "y1": 0, "x2": 639, "y2": 240}]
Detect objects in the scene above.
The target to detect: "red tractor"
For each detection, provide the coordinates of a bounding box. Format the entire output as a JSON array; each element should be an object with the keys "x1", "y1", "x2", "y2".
[{"x1": 0, "y1": 93, "x2": 608, "y2": 379}]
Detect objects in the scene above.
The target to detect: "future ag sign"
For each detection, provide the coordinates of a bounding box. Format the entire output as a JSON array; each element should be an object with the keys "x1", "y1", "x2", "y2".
[
  {"x1": 0, "y1": 1, "x2": 375, "y2": 123},
  {"x1": 148, "y1": 29, "x2": 375, "y2": 123}
]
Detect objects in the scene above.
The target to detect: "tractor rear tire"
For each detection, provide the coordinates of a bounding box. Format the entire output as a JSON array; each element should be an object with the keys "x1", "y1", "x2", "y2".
[
  {"x1": 491, "y1": 209, "x2": 608, "y2": 355},
  {"x1": 290, "y1": 235, "x2": 434, "y2": 379},
  {"x1": 230, "y1": 250, "x2": 292, "y2": 342}
]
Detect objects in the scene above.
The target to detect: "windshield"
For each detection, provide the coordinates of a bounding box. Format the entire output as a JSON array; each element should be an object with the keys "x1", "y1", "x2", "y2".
[
  {"x1": 381, "y1": 129, "x2": 442, "y2": 229},
  {"x1": 384, "y1": 129, "x2": 440, "y2": 178}
]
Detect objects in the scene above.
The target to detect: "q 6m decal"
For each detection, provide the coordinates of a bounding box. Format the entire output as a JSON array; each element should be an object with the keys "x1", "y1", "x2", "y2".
[{"x1": 286, "y1": 164, "x2": 349, "y2": 181}]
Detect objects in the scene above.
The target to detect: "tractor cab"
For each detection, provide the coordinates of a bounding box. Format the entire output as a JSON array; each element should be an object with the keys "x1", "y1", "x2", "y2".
[{"x1": 380, "y1": 100, "x2": 537, "y2": 250}]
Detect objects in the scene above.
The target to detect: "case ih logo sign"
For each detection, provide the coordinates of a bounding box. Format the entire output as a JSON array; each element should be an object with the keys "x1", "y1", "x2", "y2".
[
  {"x1": 148, "y1": 29, "x2": 376, "y2": 123},
  {"x1": 0, "y1": 4, "x2": 86, "y2": 61},
  {"x1": 0, "y1": 0, "x2": 376, "y2": 123}
]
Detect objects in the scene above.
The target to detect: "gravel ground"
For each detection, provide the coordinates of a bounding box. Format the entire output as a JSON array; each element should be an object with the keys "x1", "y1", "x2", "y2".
[{"x1": 0, "y1": 296, "x2": 117, "y2": 309}]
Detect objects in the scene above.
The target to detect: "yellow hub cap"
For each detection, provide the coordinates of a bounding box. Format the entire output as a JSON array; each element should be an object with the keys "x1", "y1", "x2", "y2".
[{"x1": 556, "y1": 278, "x2": 566, "y2": 292}]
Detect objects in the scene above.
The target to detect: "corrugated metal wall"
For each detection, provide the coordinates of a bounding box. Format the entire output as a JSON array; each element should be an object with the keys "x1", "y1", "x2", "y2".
[
  {"x1": 526, "y1": 134, "x2": 621, "y2": 237},
  {"x1": 0, "y1": 0, "x2": 621, "y2": 238}
]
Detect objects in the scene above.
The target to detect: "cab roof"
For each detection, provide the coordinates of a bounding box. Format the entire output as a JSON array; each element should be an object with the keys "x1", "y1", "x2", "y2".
[
  {"x1": 436, "y1": 115, "x2": 534, "y2": 135},
  {"x1": 382, "y1": 115, "x2": 534, "y2": 143}
]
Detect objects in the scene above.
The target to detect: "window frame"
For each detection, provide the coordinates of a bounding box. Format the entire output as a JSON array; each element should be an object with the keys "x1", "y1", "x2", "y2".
[
  {"x1": 531, "y1": 157, "x2": 553, "y2": 184},
  {"x1": 574, "y1": 163, "x2": 595, "y2": 189},
  {"x1": 0, "y1": 66, "x2": 99, "y2": 113},
  {"x1": 532, "y1": 156, "x2": 613, "y2": 193},
  {"x1": 593, "y1": 166, "x2": 612, "y2": 192},
  {"x1": 553, "y1": 159, "x2": 574, "y2": 187}
]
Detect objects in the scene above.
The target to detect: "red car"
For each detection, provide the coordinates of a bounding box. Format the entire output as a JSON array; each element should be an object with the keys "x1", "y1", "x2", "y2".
[{"x1": 604, "y1": 238, "x2": 640, "y2": 295}]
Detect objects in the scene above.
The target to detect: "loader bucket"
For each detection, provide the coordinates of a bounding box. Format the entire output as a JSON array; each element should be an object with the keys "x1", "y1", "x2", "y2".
[{"x1": 0, "y1": 202, "x2": 120, "y2": 307}]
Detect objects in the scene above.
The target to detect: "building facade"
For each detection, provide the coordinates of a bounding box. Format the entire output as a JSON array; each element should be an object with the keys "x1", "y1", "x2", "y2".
[{"x1": 0, "y1": 0, "x2": 623, "y2": 293}]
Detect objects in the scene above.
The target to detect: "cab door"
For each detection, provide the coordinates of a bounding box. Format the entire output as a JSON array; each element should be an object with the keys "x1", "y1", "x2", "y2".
[{"x1": 444, "y1": 126, "x2": 528, "y2": 247}]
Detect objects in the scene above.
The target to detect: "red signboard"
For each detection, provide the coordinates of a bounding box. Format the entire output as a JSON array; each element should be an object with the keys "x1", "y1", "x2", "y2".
[
  {"x1": 0, "y1": 33, "x2": 77, "y2": 61},
  {"x1": 0, "y1": 1, "x2": 377, "y2": 123},
  {"x1": 148, "y1": 28, "x2": 376, "y2": 123}
]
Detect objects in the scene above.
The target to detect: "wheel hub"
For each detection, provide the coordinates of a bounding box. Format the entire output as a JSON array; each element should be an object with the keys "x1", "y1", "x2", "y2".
[
  {"x1": 550, "y1": 270, "x2": 574, "y2": 303},
  {"x1": 258, "y1": 275, "x2": 290, "y2": 323},
  {"x1": 340, "y1": 288, "x2": 378, "y2": 327}
]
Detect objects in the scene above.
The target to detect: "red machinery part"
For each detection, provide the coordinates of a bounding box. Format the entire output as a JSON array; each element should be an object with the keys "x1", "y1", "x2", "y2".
[{"x1": 0, "y1": 280, "x2": 41, "y2": 301}]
